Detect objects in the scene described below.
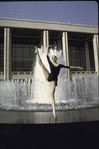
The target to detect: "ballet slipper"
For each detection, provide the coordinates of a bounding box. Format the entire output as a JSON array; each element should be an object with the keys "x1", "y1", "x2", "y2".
[
  {"x1": 54, "y1": 113, "x2": 57, "y2": 119},
  {"x1": 53, "y1": 110, "x2": 56, "y2": 119}
]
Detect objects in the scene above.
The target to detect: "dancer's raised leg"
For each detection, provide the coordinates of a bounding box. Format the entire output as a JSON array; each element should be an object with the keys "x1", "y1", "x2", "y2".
[{"x1": 35, "y1": 46, "x2": 49, "y2": 80}]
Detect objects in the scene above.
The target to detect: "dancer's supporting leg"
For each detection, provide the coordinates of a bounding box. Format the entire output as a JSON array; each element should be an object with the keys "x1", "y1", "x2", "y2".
[
  {"x1": 35, "y1": 46, "x2": 49, "y2": 80},
  {"x1": 49, "y1": 81, "x2": 56, "y2": 118}
]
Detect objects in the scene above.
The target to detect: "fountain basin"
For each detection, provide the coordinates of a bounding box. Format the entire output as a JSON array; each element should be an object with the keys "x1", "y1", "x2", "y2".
[{"x1": 0, "y1": 48, "x2": 98, "y2": 111}]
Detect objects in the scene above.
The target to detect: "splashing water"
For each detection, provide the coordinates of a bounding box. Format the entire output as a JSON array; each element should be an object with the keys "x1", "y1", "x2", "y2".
[
  {"x1": 30, "y1": 46, "x2": 70, "y2": 104},
  {"x1": 0, "y1": 46, "x2": 98, "y2": 111}
]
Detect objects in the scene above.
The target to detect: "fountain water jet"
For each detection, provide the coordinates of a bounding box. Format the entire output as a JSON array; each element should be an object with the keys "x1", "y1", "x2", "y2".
[
  {"x1": 0, "y1": 46, "x2": 98, "y2": 111},
  {"x1": 30, "y1": 46, "x2": 70, "y2": 104}
]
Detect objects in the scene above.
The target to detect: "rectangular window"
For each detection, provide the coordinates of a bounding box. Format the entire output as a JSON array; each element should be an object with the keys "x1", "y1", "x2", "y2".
[
  {"x1": 23, "y1": 48, "x2": 30, "y2": 58},
  {"x1": 88, "y1": 41, "x2": 95, "y2": 71},
  {"x1": 68, "y1": 40, "x2": 86, "y2": 71},
  {"x1": 15, "y1": 48, "x2": 23, "y2": 58},
  {"x1": 0, "y1": 36, "x2": 4, "y2": 71},
  {"x1": 12, "y1": 37, "x2": 37, "y2": 72}
]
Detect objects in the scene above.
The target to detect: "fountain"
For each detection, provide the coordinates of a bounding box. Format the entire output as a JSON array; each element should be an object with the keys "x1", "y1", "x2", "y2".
[{"x1": 0, "y1": 46, "x2": 98, "y2": 111}]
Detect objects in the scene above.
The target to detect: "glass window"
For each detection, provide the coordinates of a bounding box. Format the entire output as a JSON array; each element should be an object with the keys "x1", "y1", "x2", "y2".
[
  {"x1": 16, "y1": 44, "x2": 22, "y2": 48},
  {"x1": 13, "y1": 48, "x2": 16, "y2": 57},
  {"x1": 30, "y1": 48, "x2": 35, "y2": 58},
  {"x1": 12, "y1": 44, "x2": 16, "y2": 48},
  {"x1": 23, "y1": 48, "x2": 30, "y2": 58},
  {"x1": 12, "y1": 58, "x2": 16, "y2": 70},
  {"x1": 71, "y1": 59, "x2": 77, "y2": 66},
  {"x1": 1, "y1": 44, "x2": 3, "y2": 47},
  {"x1": 23, "y1": 58, "x2": 31, "y2": 66},
  {"x1": 12, "y1": 37, "x2": 36, "y2": 72},
  {"x1": 70, "y1": 51, "x2": 76, "y2": 59},
  {"x1": 15, "y1": 58, "x2": 22, "y2": 67},
  {"x1": 70, "y1": 47, "x2": 76, "y2": 51},
  {"x1": 30, "y1": 45, "x2": 35, "y2": 48},
  {"x1": 81, "y1": 51, "x2": 85, "y2": 59},
  {"x1": 69, "y1": 40, "x2": 86, "y2": 71},
  {"x1": 23, "y1": 44, "x2": 27, "y2": 48},
  {"x1": 0, "y1": 36, "x2": 4, "y2": 71},
  {"x1": 23, "y1": 58, "x2": 31, "y2": 71},
  {"x1": 15, "y1": 48, "x2": 23, "y2": 58},
  {"x1": 88, "y1": 41, "x2": 95, "y2": 71}
]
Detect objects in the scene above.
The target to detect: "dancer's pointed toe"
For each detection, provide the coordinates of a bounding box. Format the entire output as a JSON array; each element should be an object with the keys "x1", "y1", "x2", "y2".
[
  {"x1": 35, "y1": 46, "x2": 38, "y2": 54},
  {"x1": 54, "y1": 114, "x2": 57, "y2": 120},
  {"x1": 53, "y1": 111, "x2": 57, "y2": 119}
]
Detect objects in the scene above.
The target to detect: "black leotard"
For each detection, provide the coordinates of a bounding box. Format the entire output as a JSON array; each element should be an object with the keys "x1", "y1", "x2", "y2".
[{"x1": 47, "y1": 55, "x2": 70, "y2": 86}]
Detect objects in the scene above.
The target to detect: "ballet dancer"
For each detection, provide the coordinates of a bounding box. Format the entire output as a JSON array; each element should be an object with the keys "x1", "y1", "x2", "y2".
[{"x1": 35, "y1": 45, "x2": 83, "y2": 119}]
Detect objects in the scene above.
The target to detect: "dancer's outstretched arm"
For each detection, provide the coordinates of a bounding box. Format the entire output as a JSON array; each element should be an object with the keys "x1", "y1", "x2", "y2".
[
  {"x1": 61, "y1": 65, "x2": 83, "y2": 70},
  {"x1": 70, "y1": 66, "x2": 83, "y2": 70}
]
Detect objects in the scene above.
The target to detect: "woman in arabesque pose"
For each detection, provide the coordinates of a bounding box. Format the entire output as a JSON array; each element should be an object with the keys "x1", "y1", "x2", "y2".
[{"x1": 35, "y1": 45, "x2": 83, "y2": 119}]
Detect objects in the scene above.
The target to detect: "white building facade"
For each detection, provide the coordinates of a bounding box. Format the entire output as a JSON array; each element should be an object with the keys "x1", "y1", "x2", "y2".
[{"x1": 0, "y1": 18, "x2": 98, "y2": 81}]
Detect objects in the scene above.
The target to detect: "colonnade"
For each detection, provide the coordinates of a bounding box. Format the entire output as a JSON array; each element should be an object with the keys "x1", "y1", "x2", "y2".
[
  {"x1": 3, "y1": 28, "x2": 99, "y2": 80},
  {"x1": 93, "y1": 34, "x2": 99, "y2": 76},
  {"x1": 4, "y1": 28, "x2": 12, "y2": 80}
]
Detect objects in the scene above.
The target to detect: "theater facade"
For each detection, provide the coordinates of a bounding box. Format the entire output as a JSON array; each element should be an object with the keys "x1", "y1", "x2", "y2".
[{"x1": 0, "y1": 18, "x2": 98, "y2": 81}]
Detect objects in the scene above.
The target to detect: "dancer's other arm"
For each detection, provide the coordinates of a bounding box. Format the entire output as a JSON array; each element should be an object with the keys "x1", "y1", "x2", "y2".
[
  {"x1": 61, "y1": 65, "x2": 83, "y2": 70},
  {"x1": 70, "y1": 66, "x2": 83, "y2": 70}
]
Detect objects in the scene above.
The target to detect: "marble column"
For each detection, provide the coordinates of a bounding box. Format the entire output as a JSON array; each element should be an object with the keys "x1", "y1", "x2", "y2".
[
  {"x1": 85, "y1": 41, "x2": 90, "y2": 71},
  {"x1": 4, "y1": 28, "x2": 12, "y2": 81},
  {"x1": 4, "y1": 28, "x2": 7, "y2": 80},
  {"x1": 43, "y1": 30, "x2": 49, "y2": 49},
  {"x1": 62, "y1": 32, "x2": 70, "y2": 78},
  {"x1": 93, "y1": 34, "x2": 99, "y2": 76}
]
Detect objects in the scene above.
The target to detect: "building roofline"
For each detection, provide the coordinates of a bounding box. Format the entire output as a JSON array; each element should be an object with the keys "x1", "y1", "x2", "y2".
[
  {"x1": 0, "y1": 17, "x2": 98, "y2": 34},
  {"x1": 0, "y1": 17, "x2": 98, "y2": 28}
]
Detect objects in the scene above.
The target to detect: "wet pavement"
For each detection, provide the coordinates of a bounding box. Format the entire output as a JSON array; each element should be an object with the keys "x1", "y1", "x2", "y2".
[
  {"x1": 0, "y1": 107, "x2": 99, "y2": 124},
  {"x1": 0, "y1": 108, "x2": 99, "y2": 149}
]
